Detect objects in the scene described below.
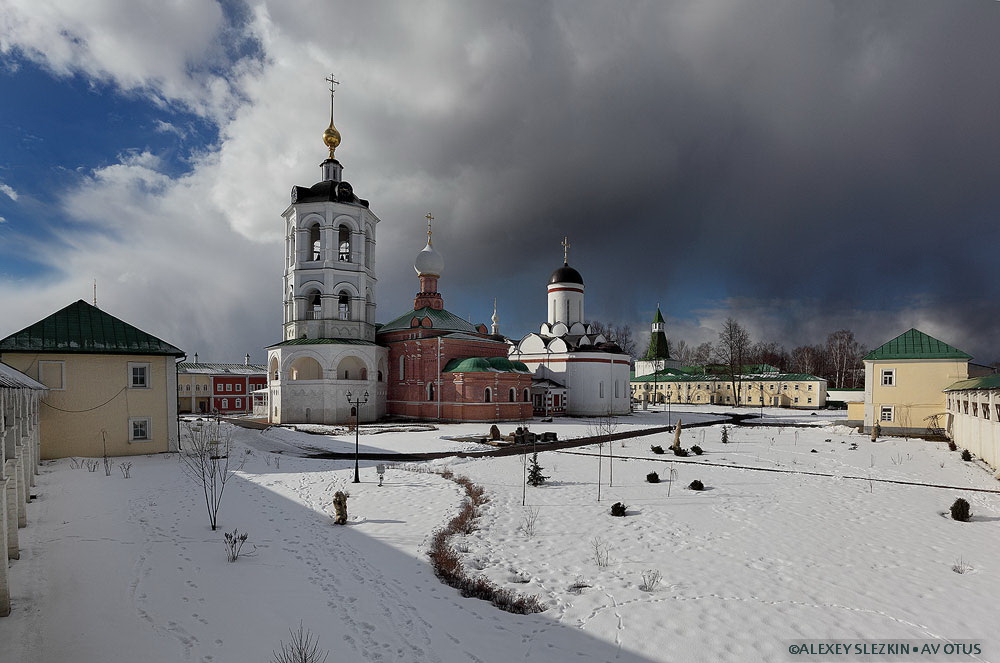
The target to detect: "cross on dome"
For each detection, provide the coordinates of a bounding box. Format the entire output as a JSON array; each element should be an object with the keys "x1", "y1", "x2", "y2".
[
  {"x1": 323, "y1": 73, "x2": 341, "y2": 158},
  {"x1": 561, "y1": 236, "x2": 571, "y2": 264}
]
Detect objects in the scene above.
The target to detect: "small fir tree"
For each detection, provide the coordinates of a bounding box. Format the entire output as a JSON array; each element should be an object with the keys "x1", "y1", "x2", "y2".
[
  {"x1": 721, "y1": 427, "x2": 729, "y2": 444},
  {"x1": 526, "y1": 453, "x2": 548, "y2": 486}
]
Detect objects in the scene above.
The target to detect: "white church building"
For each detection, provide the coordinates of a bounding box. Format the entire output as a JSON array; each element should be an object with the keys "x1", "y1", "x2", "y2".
[
  {"x1": 266, "y1": 83, "x2": 387, "y2": 424},
  {"x1": 509, "y1": 240, "x2": 632, "y2": 417}
]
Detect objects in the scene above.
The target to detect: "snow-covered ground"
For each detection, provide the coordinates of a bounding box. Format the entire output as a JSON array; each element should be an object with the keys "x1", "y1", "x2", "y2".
[{"x1": 3, "y1": 411, "x2": 999, "y2": 663}]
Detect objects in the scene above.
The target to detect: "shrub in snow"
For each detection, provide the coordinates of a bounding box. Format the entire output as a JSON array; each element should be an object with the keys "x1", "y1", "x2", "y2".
[
  {"x1": 332, "y1": 491, "x2": 349, "y2": 525},
  {"x1": 86, "y1": 459, "x2": 100, "y2": 472},
  {"x1": 646, "y1": 471, "x2": 660, "y2": 483},
  {"x1": 639, "y1": 569, "x2": 662, "y2": 592},
  {"x1": 518, "y1": 506, "x2": 540, "y2": 538},
  {"x1": 271, "y1": 621, "x2": 329, "y2": 663},
  {"x1": 961, "y1": 449, "x2": 973, "y2": 462},
  {"x1": 591, "y1": 537, "x2": 610, "y2": 567},
  {"x1": 950, "y1": 498, "x2": 971, "y2": 522},
  {"x1": 952, "y1": 558, "x2": 973, "y2": 574},
  {"x1": 810, "y1": 449, "x2": 818, "y2": 453},
  {"x1": 689, "y1": 479, "x2": 705, "y2": 491},
  {"x1": 691, "y1": 445, "x2": 703, "y2": 455},
  {"x1": 526, "y1": 452, "x2": 548, "y2": 486},
  {"x1": 721, "y1": 427, "x2": 729, "y2": 444},
  {"x1": 119, "y1": 462, "x2": 133, "y2": 479},
  {"x1": 651, "y1": 445, "x2": 665, "y2": 454},
  {"x1": 223, "y1": 528, "x2": 251, "y2": 562},
  {"x1": 610, "y1": 502, "x2": 628, "y2": 517},
  {"x1": 948, "y1": 440, "x2": 958, "y2": 451},
  {"x1": 673, "y1": 447, "x2": 689, "y2": 457}
]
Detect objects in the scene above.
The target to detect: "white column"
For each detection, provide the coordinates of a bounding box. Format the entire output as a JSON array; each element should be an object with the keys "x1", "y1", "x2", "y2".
[{"x1": 4, "y1": 460, "x2": 18, "y2": 560}]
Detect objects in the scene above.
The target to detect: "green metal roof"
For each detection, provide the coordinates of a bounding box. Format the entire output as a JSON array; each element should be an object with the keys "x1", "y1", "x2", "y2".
[
  {"x1": 944, "y1": 375, "x2": 1000, "y2": 392},
  {"x1": 443, "y1": 356, "x2": 531, "y2": 373},
  {"x1": 652, "y1": 307, "x2": 664, "y2": 324},
  {"x1": 0, "y1": 300, "x2": 183, "y2": 356},
  {"x1": 379, "y1": 307, "x2": 478, "y2": 333},
  {"x1": 267, "y1": 338, "x2": 376, "y2": 348},
  {"x1": 864, "y1": 328, "x2": 971, "y2": 361},
  {"x1": 642, "y1": 331, "x2": 672, "y2": 361}
]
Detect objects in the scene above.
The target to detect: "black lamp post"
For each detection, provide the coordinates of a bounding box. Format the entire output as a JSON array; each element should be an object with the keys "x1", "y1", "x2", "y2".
[{"x1": 346, "y1": 390, "x2": 369, "y2": 483}]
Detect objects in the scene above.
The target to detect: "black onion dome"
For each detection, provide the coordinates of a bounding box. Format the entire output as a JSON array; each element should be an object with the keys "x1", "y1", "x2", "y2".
[{"x1": 549, "y1": 263, "x2": 584, "y2": 285}]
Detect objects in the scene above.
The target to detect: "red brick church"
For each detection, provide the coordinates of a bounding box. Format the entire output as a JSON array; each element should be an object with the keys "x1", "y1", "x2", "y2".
[{"x1": 376, "y1": 218, "x2": 532, "y2": 421}]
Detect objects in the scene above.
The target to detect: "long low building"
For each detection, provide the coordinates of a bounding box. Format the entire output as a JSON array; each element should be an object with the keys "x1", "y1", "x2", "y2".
[
  {"x1": 945, "y1": 375, "x2": 1000, "y2": 470},
  {"x1": 0, "y1": 361, "x2": 45, "y2": 616},
  {"x1": 631, "y1": 370, "x2": 827, "y2": 408}
]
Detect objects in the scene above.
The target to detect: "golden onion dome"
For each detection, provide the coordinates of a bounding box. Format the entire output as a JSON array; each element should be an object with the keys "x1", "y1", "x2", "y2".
[{"x1": 323, "y1": 120, "x2": 341, "y2": 158}]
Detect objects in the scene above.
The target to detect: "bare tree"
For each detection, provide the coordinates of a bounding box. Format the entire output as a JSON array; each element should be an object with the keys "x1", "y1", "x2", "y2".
[
  {"x1": 715, "y1": 318, "x2": 752, "y2": 405},
  {"x1": 179, "y1": 419, "x2": 238, "y2": 531},
  {"x1": 691, "y1": 341, "x2": 714, "y2": 366},
  {"x1": 825, "y1": 330, "x2": 865, "y2": 389},
  {"x1": 272, "y1": 622, "x2": 329, "y2": 663},
  {"x1": 587, "y1": 320, "x2": 637, "y2": 358}
]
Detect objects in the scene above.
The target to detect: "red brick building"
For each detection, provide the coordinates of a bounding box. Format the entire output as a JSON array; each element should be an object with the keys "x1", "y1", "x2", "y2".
[
  {"x1": 376, "y1": 225, "x2": 531, "y2": 422},
  {"x1": 178, "y1": 359, "x2": 267, "y2": 415}
]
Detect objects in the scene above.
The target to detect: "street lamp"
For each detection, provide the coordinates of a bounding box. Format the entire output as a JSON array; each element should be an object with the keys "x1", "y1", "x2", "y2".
[{"x1": 346, "y1": 390, "x2": 369, "y2": 483}]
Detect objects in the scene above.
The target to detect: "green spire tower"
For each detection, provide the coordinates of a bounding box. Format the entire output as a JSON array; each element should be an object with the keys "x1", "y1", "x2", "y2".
[{"x1": 642, "y1": 305, "x2": 672, "y2": 361}]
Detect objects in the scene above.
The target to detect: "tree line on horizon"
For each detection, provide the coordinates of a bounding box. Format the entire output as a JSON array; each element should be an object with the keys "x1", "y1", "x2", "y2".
[{"x1": 589, "y1": 319, "x2": 867, "y2": 389}]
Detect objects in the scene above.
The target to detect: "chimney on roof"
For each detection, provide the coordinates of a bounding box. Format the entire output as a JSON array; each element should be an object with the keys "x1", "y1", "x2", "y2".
[
  {"x1": 194, "y1": 352, "x2": 199, "y2": 364},
  {"x1": 245, "y1": 353, "x2": 250, "y2": 366}
]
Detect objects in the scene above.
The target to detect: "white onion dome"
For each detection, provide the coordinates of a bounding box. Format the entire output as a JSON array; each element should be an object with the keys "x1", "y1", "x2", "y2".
[{"x1": 414, "y1": 239, "x2": 444, "y2": 277}]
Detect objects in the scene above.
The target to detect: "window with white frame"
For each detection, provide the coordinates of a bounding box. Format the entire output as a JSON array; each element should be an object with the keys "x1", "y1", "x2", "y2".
[
  {"x1": 130, "y1": 417, "x2": 151, "y2": 441},
  {"x1": 222, "y1": 398, "x2": 228, "y2": 408},
  {"x1": 235, "y1": 398, "x2": 242, "y2": 409},
  {"x1": 881, "y1": 369, "x2": 895, "y2": 386},
  {"x1": 38, "y1": 360, "x2": 65, "y2": 390},
  {"x1": 226, "y1": 384, "x2": 233, "y2": 392},
  {"x1": 129, "y1": 362, "x2": 150, "y2": 389},
  {"x1": 880, "y1": 406, "x2": 894, "y2": 422}
]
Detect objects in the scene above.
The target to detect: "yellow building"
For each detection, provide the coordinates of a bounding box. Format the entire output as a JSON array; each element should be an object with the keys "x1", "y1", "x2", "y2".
[
  {"x1": 631, "y1": 369, "x2": 827, "y2": 408},
  {"x1": 860, "y1": 329, "x2": 971, "y2": 436},
  {"x1": 0, "y1": 300, "x2": 184, "y2": 459}
]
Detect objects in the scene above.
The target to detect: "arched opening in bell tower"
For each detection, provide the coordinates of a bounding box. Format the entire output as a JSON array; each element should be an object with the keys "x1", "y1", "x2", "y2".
[{"x1": 338, "y1": 225, "x2": 351, "y2": 262}]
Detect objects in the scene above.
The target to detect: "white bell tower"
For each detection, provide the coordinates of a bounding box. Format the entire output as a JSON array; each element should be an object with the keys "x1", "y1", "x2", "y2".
[{"x1": 281, "y1": 75, "x2": 379, "y2": 342}]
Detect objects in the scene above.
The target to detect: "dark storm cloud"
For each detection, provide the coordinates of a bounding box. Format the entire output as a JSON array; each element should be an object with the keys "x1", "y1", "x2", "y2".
[{"x1": 346, "y1": 1, "x2": 1000, "y2": 357}]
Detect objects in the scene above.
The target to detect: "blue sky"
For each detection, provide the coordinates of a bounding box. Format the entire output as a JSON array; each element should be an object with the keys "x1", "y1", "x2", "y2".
[{"x1": 1, "y1": 1, "x2": 998, "y2": 364}]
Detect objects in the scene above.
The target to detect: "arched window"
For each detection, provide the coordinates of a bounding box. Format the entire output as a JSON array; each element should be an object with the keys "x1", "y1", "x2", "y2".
[
  {"x1": 289, "y1": 231, "x2": 296, "y2": 265},
  {"x1": 399, "y1": 356, "x2": 405, "y2": 380},
  {"x1": 427, "y1": 382, "x2": 435, "y2": 401},
  {"x1": 485, "y1": 388, "x2": 492, "y2": 403},
  {"x1": 377, "y1": 370, "x2": 384, "y2": 382},
  {"x1": 235, "y1": 398, "x2": 242, "y2": 409},
  {"x1": 221, "y1": 398, "x2": 228, "y2": 408},
  {"x1": 364, "y1": 228, "x2": 373, "y2": 268},
  {"x1": 337, "y1": 356, "x2": 365, "y2": 381},
  {"x1": 289, "y1": 357, "x2": 322, "y2": 380},
  {"x1": 523, "y1": 388, "x2": 529, "y2": 402},
  {"x1": 509, "y1": 387, "x2": 515, "y2": 402},
  {"x1": 338, "y1": 291, "x2": 350, "y2": 320},
  {"x1": 338, "y1": 225, "x2": 351, "y2": 262},
  {"x1": 306, "y1": 289, "x2": 322, "y2": 319},
  {"x1": 309, "y1": 223, "x2": 321, "y2": 261},
  {"x1": 269, "y1": 357, "x2": 279, "y2": 381}
]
